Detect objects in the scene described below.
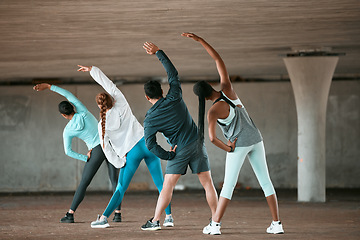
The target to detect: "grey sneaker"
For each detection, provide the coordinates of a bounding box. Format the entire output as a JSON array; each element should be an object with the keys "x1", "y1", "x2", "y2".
[
  {"x1": 163, "y1": 215, "x2": 174, "y2": 227},
  {"x1": 141, "y1": 217, "x2": 161, "y2": 231},
  {"x1": 91, "y1": 215, "x2": 110, "y2": 228}
]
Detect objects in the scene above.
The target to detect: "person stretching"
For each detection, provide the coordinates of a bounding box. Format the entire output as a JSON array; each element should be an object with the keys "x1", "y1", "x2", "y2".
[
  {"x1": 183, "y1": 32, "x2": 284, "y2": 235},
  {"x1": 140, "y1": 42, "x2": 218, "y2": 231},
  {"x1": 33, "y1": 83, "x2": 121, "y2": 223},
  {"x1": 76, "y1": 65, "x2": 173, "y2": 228}
]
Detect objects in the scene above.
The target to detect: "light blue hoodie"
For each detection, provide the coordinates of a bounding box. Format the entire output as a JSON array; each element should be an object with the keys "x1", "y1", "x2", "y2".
[{"x1": 51, "y1": 85, "x2": 100, "y2": 162}]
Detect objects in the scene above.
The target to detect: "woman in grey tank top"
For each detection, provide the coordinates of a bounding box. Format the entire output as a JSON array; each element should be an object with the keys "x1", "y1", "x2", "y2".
[{"x1": 182, "y1": 32, "x2": 284, "y2": 235}]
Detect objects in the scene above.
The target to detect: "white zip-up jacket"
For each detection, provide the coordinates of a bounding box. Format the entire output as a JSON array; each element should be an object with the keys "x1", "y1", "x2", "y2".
[{"x1": 90, "y1": 66, "x2": 144, "y2": 168}]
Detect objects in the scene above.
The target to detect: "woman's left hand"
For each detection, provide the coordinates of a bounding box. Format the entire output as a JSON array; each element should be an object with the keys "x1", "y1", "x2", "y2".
[
  {"x1": 170, "y1": 145, "x2": 177, "y2": 153},
  {"x1": 227, "y1": 138, "x2": 237, "y2": 151},
  {"x1": 33, "y1": 83, "x2": 51, "y2": 91},
  {"x1": 77, "y1": 65, "x2": 92, "y2": 72},
  {"x1": 87, "y1": 149, "x2": 92, "y2": 161},
  {"x1": 181, "y1": 32, "x2": 201, "y2": 41}
]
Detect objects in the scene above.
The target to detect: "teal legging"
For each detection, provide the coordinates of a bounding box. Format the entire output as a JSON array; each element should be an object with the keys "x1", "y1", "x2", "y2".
[
  {"x1": 220, "y1": 141, "x2": 275, "y2": 199},
  {"x1": 103, "y1": 137, "x2": 171, "y2": 217}
]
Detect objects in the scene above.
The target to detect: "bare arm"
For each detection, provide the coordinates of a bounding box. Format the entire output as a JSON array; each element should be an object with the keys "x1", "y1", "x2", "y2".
[
  {"x1": 182, "y1": 32, "x2": 232, "y2": 90},
  {"x1": 207, "y1": 107, "x2": 237, "y2": 152}
]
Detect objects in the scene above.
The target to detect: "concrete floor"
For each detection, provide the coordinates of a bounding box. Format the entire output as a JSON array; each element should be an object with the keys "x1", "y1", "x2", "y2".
[{"x1": 0, "y1": 189, "x2": 359, "y2": 240}]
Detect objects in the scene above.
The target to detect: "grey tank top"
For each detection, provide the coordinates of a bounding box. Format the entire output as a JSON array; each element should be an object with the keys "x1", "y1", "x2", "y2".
[{"x1": 214, "y1": 91, "x2": 263, "y2": 147}]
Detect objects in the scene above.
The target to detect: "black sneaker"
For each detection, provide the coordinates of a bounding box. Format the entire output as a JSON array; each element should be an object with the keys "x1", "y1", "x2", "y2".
[
  {"x1": 141, "y1": 217, "x2": 161, "y2": 231},
  {"x1": 112, "y1": 212, "x2": 122, "y2": 222},
  {"x1": 60, "y1": 212, "x2": 74, "y2": 223}
]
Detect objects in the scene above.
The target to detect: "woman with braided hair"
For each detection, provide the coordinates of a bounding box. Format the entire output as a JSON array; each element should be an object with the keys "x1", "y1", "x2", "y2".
[
  {"x1": 96, "y1": 92, "x2": 112, "y2": 147},
  {"x1": 77, "y1": 65, "x2": 173, "y2": 229}
]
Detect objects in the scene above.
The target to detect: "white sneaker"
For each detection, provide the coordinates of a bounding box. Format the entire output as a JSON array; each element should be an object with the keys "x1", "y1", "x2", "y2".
[
  {"x1": 266, "y1": 221, "x2": 284, "y2": 234},
  {"x1": 91, "y1": 215, "x2": 110, "y2": 228},
  {"x1": 203, "y1": 221, "x2": 221, "y2": 235},
  {"x1": 163, "y1": 215, "x2": 174, "y2": 227}
]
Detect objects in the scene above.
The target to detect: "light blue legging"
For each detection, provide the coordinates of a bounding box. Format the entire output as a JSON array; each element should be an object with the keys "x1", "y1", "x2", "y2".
[
  {"x1": 103, "y1": 138, "x2": 171, "y2": 217},
  {"x1": 220, "y1": 141, "x2": 275, "y2": 200}
]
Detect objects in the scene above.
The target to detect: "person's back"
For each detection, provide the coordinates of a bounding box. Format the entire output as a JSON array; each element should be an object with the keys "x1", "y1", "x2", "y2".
[
  {"x1": 51, "y1": 85, "x2": 100, "y2": 161},
  {"x1": 144, "y1": 50, "x2": 198, "y2": 160},
  {"x1": 144, "y1": 90, "x2": 198, "y2": 151},
  {"x1": 64, "y1": 110, "x2": 100, "y2": 149}
]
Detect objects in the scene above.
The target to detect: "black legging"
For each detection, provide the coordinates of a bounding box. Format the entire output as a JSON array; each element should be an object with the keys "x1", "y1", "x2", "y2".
[{"x1": 70, "y1": 144, "x2": 120, "y2": 212}]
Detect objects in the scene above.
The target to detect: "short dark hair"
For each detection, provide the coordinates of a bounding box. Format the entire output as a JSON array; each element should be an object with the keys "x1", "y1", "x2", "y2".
[
  {"x1": 193, "y1": 81, "x2": 214, "y2": 98},
  {"x1": 58, "y1": 101, "x2": 74, "y2": 115},
  {"x1": 144, "y1": 80, "x2": 163, "y2": 99}
]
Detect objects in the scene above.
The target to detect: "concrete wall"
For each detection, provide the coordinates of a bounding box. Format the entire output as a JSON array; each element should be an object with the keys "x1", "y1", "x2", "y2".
[{"x1": 0, "y1": 80, "x2": 358, "y2": 192}]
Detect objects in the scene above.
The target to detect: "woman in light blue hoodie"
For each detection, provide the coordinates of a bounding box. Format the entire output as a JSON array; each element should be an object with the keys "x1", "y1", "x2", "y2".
[{"x1": 33, "y1": 83, "x2": 121, "y2": 223}]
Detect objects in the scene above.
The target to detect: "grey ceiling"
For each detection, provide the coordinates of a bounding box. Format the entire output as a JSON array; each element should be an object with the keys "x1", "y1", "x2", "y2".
[{"x1": 1, "y1": 0, "x2": 359, "y2": 84}]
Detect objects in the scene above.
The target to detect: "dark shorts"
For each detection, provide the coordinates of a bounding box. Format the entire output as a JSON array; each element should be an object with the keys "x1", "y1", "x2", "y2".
[{"x1": 165, "y1": 141, "x2": 210, "y2": 175}]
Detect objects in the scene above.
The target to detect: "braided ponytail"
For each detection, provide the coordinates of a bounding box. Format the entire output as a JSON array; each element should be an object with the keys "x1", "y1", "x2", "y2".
[{"x1": 95, "y1": 92, "x2": 113, "y2": 147}]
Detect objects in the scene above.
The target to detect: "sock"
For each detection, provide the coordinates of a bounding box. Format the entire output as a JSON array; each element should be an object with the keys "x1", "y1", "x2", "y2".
[
  {"x1": 212, "y1": 220, "x2": 221, "y2": 226},
  {"x1": 273, "y1": 220, "x2": 280, "y2": 224},
  {"x1": 165, "y1": 214, "x2": 172, "y2": 220}
]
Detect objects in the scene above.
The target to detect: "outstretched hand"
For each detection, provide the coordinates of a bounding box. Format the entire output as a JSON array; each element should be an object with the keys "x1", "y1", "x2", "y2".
[
  {"x1": 143, "y1": 42, "x2": 160, "y2": 55},
  {"x1": 77, "y1": 65, "x2": 92, "y2": 72},
  {"x1": 181, "y1": 32, "x2": 201, "y2": 41},
  {"x1": 33, "y1": 83, "x2": 51, "y2": 92}
]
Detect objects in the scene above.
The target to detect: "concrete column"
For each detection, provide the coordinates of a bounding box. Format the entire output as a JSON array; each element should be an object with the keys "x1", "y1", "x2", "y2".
[{"x1": 283, "y1": 56, "x2": 339, "y2": 202}]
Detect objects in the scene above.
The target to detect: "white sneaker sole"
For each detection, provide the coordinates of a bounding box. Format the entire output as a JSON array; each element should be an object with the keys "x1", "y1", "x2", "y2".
[
  {"x1": 141, "y1": 227, "x2": 161, "y2": 231},
  {"x1": 203, "y1": 229, "x2": 221, "y2": 235},
  {"x1": 163, "y1": 223, "x2": 174, "y2": 227},
  {"x1": 267, "y1": 231, "x2": 284, "y2": 234},
  {"x1": 203, "y1": 232, "x2": 221, "y2": 235},
  {"x1": 91, "y1": 223, "x2": 110, "y2": 228}
]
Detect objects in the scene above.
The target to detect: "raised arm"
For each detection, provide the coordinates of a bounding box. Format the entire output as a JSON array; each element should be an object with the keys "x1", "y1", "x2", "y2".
[
  {"x1": 181, "y1": 32, "x2": 231, "y2": 90},
  {"x1": 77, "y1": 65, "x2": 129, "y2": 110},
  {"x1": 33, "y1": 83, "x2": 87, "y2": 113},
  {"x1": 143, "y1": 42, "x2": 181, "y2": 100}
]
